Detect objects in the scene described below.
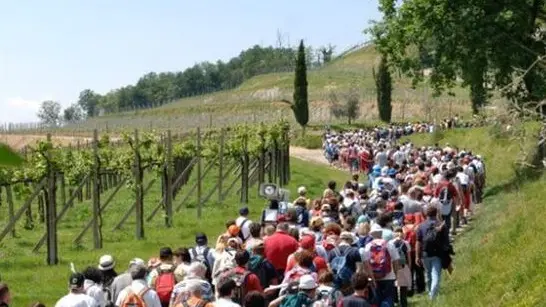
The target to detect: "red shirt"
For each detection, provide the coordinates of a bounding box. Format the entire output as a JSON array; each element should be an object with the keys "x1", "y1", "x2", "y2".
[
  {"x1": 434, "y1": 180, "x2": 458, "y2": 199},
  {"x1": 234, "y1": 266, "x2": 263, "y2": 293},
  {"x1": 285, "y1": 251, "x2": 328, "y2": 274},
  {"x1": 264, "y1": 231, "x2": 299, "y2": 271}
]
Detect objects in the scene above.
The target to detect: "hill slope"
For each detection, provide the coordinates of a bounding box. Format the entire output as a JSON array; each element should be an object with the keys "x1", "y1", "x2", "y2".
[{"x1": 30, "y1": 45, "x2": 480, "y2": 135}]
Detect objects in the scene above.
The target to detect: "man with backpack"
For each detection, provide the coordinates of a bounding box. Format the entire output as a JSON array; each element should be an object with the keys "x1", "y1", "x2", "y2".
[
  {"x1": 328, "y1": 232, "x2": 363, "y2": 295},
  {"x1": 235, "y1": 207, "x2": 252, "y2": 243},
  {"x1": 217, "y1": 250, "x2": 262, "y2": 305},
  {"x1": 170, "y1": 262, "x2": 214, "y2": 307},
  {"x1": 338, "y1": 272, "x2": 372, "y2": 307},
  {"x1": 362, "y1": 224, "x2": 400, "y2": 307},
  {"x1": 415, "y1": 206, "x2": 450, "y2": 300},
  {"x1": 172, "y1": 280, "x2": 213, "y2": 307},
  {"x1": 148, "y1": 247, "x2": 177, "y2": 307},
  {"x1": 190, "y1": 233, "x2": 215, "y2": 283},
  {"x1": 115, "y1": 263, "x2": 161, "y2": 307},
  {"x1": 434, "y1": 168, "x2": 458, "y2": 236},
  {"x1": 277, "y1": 275, "x2": 318, "y2": 307}
]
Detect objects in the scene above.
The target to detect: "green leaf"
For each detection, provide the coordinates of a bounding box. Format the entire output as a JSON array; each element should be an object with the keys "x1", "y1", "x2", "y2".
[{"x1": 0, "y1": 143, "x2": 24, "y2": 166}]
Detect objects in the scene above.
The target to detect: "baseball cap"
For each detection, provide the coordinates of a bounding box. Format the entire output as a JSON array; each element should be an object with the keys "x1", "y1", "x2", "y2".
[
  {"x1": 299, "y1": 235, "x2": 316, "y2": 250},
  {"x1": 69, "y1": 272, "x2": 85, "y2": 289},
  {"x1": 239, "y1": 206, "x2": 249, "y2": 216}
]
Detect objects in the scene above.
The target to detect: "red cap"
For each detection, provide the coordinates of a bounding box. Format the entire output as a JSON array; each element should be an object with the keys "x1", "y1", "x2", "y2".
[{"x1": 299, "y1": 235, "x2": 316, "y2": 250}]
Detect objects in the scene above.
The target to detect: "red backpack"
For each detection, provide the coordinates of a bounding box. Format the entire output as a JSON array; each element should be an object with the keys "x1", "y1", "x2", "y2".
[
  {"x1": 369, "y1": 239, "x2": 392, "y2": 280},
  {"x1": 155, "y1": 268, "x2": 176, "y2": 306}
]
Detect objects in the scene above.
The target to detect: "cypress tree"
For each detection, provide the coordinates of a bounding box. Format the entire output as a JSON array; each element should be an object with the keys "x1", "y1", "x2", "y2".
[
  {"x1": 293, "y1": 40, "x2": 309, "y2": 132},
  {"x1": 373, "y1": 55, "x2": 392, "y2": 123}
]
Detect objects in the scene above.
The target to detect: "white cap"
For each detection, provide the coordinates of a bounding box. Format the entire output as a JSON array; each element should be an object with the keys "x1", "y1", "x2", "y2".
[
  {"x1": 298, "y1": 274, "x2": 319, "y2": 290},
  {"x1": 370, "y1": 223, "x2": 383, "y2": 234},
  {"x1": 129, "y1": 258, "x2": 145, "y2": 268},
  {"x1": 297, "y1": 186, "x2": 307, "y2": 195}
]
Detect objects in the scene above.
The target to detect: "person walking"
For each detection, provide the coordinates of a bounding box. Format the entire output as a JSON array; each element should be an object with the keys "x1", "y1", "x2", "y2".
[
  {"x1": 110, "y1": 258, "x2": 145, "y2": 304},
  {"x1": 55, "y1": 273, "x2": 98, "y2": 307},
  {"x1": 0, "y1": 283, "x2": 11, "y2": 307},
  {"x1": 115, "y1": 263, "x2": 162, "y2": 307}
]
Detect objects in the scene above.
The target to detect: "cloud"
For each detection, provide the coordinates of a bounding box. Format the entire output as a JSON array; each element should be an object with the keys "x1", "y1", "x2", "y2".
[{"x1": 0, "y1": 96, "x2": 53, "y2": 123}]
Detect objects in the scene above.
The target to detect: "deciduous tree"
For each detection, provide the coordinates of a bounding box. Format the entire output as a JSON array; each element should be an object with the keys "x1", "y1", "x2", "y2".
[{"x1": 37, "y1": 100, "x2": 61, "y2": 127}]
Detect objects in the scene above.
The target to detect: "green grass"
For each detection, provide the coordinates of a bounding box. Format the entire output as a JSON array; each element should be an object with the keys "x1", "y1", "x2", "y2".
[
  {"x1": 406, "y1": 124, "x2": 545, "y2": 307},
  {"x1": 0, "y1": 157, "x2": 350, "y2": 306}
]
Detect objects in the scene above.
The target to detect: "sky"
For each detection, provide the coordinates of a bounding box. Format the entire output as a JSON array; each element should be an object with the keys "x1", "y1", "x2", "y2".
[{"x1": 0, "y1": 0, "x2": 381, "y2": 124}]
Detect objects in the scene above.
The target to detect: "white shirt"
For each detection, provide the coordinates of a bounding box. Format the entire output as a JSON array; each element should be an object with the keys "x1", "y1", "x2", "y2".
[
  {"x1": 115, "y1": 279, "x2": 162, "y2": 307},
  {"x1": 456, "y1": 172, "x2": 470, "y2": 185},
  {"x1": 55, "y1": 292, "x2": 98, "y2": 307},
  {"x1": 214, "y1": 297, "x2": 241, "y2": 307},
  {"x1": 235, "y1": 216, "x2": 252, "y2": 241},
  {"x1": 361, "y1": 239, "x2": 400, "y2": 281},
  {"x1": 83, "y1": 280, "x2": 106, "y2": 307}
]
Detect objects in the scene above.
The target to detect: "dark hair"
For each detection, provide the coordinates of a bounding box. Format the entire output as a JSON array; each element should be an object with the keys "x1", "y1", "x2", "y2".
[
  {"x1": 426, "y1": 205, "x2": 438, "y2": 218},
  {"x1": 0, "y1": 283, "x2": 9, "y2": 301},
  {"x1": 174, "y1": 247, "x2": 192, "y2": 263},
  {"x1": 235, "y1": 250, "x2": 250, "y2": 266},
  {"x1": 249, "y1": 223, "x2": 262, "y2": 238},
  {"x1": 217, "y1": 278, "x2": 236, "y2": 297},
  {"x1": 327, "y1": 180, "x2": 336, "y2": 190},
  {"x1": 394, "y1": 201, "x2": 404, "y2": 211},
  {"x1": 82, "y1": 266, "x2": 103, "y2": 284},
  {"x1": 243, "y1": 291, "x2": 266, "y2": 307},
  {"x1": 294, "y1": 250, "x2": 314, "y2": 268},
  {"x1": 376, "y1": 213, "x2": 392, "y2": 228},
  {"x1": 288, "y1": 227, "x2": 299, "y2": 241},
  {"x1": 351, "y1": 272, "x2": 370, "y2": 290},
  {"x1": 324, "y1": 223, "x2": 342, "y2": 236},
  {"x1": 225, "y1": 220, "x2": 236, "y2": 229},
  {"x1": 318, "y1": 270, "x2": 334, "y2": 284}
]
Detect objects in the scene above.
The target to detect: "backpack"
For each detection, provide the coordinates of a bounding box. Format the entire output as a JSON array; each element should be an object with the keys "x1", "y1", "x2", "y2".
[
  {"x1": 191, "y1": 247, "x2": 212, "y2": 282},
  {"x1": 103, "y1": 287, "x2": 115, "y2": 307},
  {"x1": 330, "y1": 247, "x2": 354, "y2": 288},
  {"x1": 154, "y1": 268, "x2": 176, "y2": 306},
  {"x1": 393, "y1": 239, "x2": 408, "y2": 266},
  {"x1": 220, "y1": 269, "x2": 251, "y2": 305},
  {"x1": 249, "y1": 257, "x2": 272, "y2": 289},
  {"x1": 178, "y1": 299, "x2": 209, "y2": 307},
  {"x1": 281, "y1": 292, "x2": 314, "y2": 307},
  {"x1": 316, "y1": 287, "x2": 338, "y2": 307},
  {"x1": 369, "y1": 239, "x2": 392, "y2": 280},
  {"x1": 422, "y1": 223, "x2": 442, "y2": 256},
  {"x1": 238, "y1": 219, "x2": 250, "y2": 242},
  {"x1": 119, "y1": 287, "x2": 150, "y2": 307},
  {"x1": 437, "y1": 183, "x2": 454, "y2": 216},
  {"x1": 285, "y1": 266, "x2": 313, "y2": 285},
  {"x1": 215, "y1": 250, "x2": 237, "y2": 277}
]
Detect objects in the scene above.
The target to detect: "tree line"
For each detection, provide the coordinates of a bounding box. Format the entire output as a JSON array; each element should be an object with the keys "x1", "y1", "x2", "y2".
[{"x1": 36, "y1": 43, "x2": 335, "y2": 127}]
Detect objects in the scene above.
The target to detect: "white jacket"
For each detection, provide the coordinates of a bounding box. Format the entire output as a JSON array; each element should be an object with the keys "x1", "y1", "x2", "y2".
[{"x1": 84, "y1": 280, "x2": 107, "y2": 307}]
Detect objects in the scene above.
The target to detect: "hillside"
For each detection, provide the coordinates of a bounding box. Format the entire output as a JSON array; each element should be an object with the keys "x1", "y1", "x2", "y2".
[{"x1": 14, "y1": 45, "x2": 485, "y2": 135}]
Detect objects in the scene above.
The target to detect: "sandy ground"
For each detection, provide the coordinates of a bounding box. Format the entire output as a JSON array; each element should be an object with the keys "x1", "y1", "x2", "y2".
[{"x1": 1, "y1": 134, "x2": 331, "y2": 166}]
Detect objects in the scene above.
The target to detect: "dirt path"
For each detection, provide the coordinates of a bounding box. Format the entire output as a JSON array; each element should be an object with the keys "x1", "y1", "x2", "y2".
[{"x1": 289, "y1": 146, "x2": 328, "y2": 165}]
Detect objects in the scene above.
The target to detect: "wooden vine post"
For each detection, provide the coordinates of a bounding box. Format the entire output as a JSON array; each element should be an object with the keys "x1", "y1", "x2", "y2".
[
  {"x1": 92, "y1": 129, "x2": 103, "y2": 249},
  {"x1": 240, "y1": 132, "x2": 249, "y2": 205},
  {"x1": 134, "y1": 129, "x2": 145, "y2": 239},
  {"x1": 218, "y1": 129, "x2": 225, "y2": 204},
  {"x1": 165, "y1": 130, "x2": 174, "y2": 227},
  {"x1": 45, "y1": 133, "x2": 58, "y2": 265},
  {"x1": 196, "y1": 127, "x2": 203, "y2": 218},
  {"x1": 258, "y1": 127, "x2": 266, "y2": 188}
]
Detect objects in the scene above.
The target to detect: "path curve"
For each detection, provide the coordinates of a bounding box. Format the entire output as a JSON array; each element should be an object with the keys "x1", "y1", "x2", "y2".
[{"x1": 289, "y1": 146, "x2": 328, "y2": 165}]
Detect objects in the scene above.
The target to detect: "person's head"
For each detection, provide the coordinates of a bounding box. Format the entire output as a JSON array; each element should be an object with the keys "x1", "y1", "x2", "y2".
[
  {"x1": 0, "y1": 283, "x2": 10, "y2": 304},
  {"x1": 186, "y1": 279, "x2": 203, "y2": 298},
  {"x1": 394, "y1": 227, "x2": 404, "y2": 239},
  {"x1": 376, "y1": 213, "x2": 392, "y2": 228},
  {"x1": 277, "y1": 222, "x2": 290, "y2": 232},
  {"x1": 195, "y1": 232, "x2": 208, "y2": 246},
  {"x1": 309, "y1": 217, "x2": 324, "y2": 232},
  {"x1": 288, "y1": 227, "x2": 300, "y2": 241},
  {"x1": 239, "y1": 207, "x2": 249, "y2": 217},
  {"x1": 299, "y1": 235, "x2": 316, "y2": 251},
  {"x1": 129, "y1": 263, "x2": 148, "y2": 281},
  {"x1": 228, "y1": 225, "x2": 241, "y2": 238},
  {"x1": 357, "y1": 222, "x2": 370, "y2": 237},
  {"x1": 286, "y1": 208, "x2": 298, "y2": 224},
  {"x1": 243, "y1": 291, "x2": 266, "y2": 307},
  {"x1": 235, "y1": 250, "x2": 251, "y2": 267},
  {"x1": 174, "y1": 247, "x2": 192, "y2": 265},
  {"x1": 249, "y1": 222, "x2": 261, "y2": 239},
  {"x1": 369, "y1": 223, "x2": 383, "y2": 239},
  {"x1": 68, "y1": 272, "x2": 85, "y2": 293},
  {"x1": 297, "y1": 186, "x2": 307, "y2": 196},
  {"x1": 311, "y1": 199, "x2": 322, "y2": 210},
  {"x1": 225, "y1": 220, "x2": 237, "y2": 231},
  {"x1": 394, "y1": 201, "x2": 404, "y2": 211},
  {"x1": 82, "y1": 266, "x2": 103, "y2": 284},
  {"x1": 318, "y1": 270, "x2": 335, "y2": 286},
  {"x1": 217, "y1": 277, "x2": 237, "y2": 298},
  {"x1": 227, "y1": 237, "x2": 242, "y2": 249},
  {"x1": 426, "y1": 205, "x2": 438, "y2": 218},
  {"x1": 294, "y1": 250, "x2": 315, "y2": 269},
  {"x1": 352, "y1": 272, "x2": 370, "y2": 291},
  {"x1": 159, "y1": 247, "x2": 174, "y2": 262},
  {"x1": 327, "y1": 180, "x2": 336, "y2": 190},
  {"x1": 251, "y1": 243, "x2": 265, "y2": 256},
  {"x1": 264, "y1": 224, "x2": 275, "y2": 236},
  {"x1": 298, "y1": 275, "x2": 318, "y2": 296},
  {"x1": 323, "y1": 223, "x2": 342, "y2": 237},
  {"x1": 352, "y1": 174, "x2": 359, "y2": 182},
  {"x1": 98, "y1": 254, "x2": 116, "y2": 272},
  {"x1": 188, "y1": 262, "x2": 207, "y2": 279}
]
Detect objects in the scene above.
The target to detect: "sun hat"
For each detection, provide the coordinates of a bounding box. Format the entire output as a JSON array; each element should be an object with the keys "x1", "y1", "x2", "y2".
[
  {"x1": 340, "y1": 231, "x2": 358, "y2": 245},
  {"x1": 370, "y1": 223, "x2": 383, "y2": 234},
  {"x1": 298, "y1": 274, "x2": 319, "y2": 290},
  {"x1": 98, "y1": 255, "x2": 116, "y2": 271},
  {"x1": 129, "y1": 258, "x2": 145, "y2": 268}
]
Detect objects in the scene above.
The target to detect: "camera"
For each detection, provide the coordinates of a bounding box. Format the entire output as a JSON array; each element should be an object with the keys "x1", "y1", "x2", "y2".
[{"x1": 259, "y1": 183, "x2": 290, "y2": 202}]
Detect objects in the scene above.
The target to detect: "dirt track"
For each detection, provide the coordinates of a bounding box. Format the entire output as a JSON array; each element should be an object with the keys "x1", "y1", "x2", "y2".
[{"x1": 1, "y1": 134, "x2": 330, "y2": 166}]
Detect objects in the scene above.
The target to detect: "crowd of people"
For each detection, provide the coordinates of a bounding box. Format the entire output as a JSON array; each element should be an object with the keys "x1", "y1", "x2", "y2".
[{"x1": 0, "y1": 123, "x2": 486, "y2": 307}]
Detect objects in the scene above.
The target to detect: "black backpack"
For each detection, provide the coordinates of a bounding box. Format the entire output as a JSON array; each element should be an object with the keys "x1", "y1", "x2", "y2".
[{"x1": 422, "y1": 223, "x2": 442, "y2": 255}]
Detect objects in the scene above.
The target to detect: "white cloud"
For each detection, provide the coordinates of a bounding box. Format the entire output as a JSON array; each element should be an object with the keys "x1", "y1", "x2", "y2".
[{"x1": 0, "y1": 96, "x2": 53, "y2": 124}]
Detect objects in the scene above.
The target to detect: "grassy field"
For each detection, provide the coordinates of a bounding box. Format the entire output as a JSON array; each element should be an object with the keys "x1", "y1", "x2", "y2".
[
  {"x1": 0, "y1": 157, "x2": 350, "y2": 306},
  {"x1": 10, "y1": 45, "x2": 495, "y2": 135},
  {"x1": 406, "y1": 124, "x2": 545, "y2": 307}
]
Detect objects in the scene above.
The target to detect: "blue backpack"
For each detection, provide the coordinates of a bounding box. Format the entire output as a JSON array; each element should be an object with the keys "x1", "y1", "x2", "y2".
[{"x1": 330, "y1": 247, "x2": 354, "y2": 289}]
